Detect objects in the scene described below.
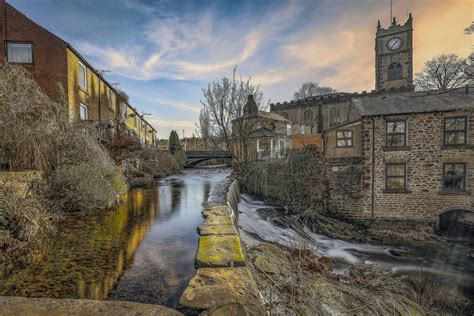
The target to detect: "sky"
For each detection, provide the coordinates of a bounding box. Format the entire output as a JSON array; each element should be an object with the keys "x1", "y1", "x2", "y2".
[{"x1": 9, "y1": 0, "x2": 473, "y2": 138}]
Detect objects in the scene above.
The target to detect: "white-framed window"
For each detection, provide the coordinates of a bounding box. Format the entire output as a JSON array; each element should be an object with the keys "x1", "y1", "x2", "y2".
[
  {"x1": 79, "y1": 103, "x2": 88, "y2": 120},
  {"x1": 108, "y1": 87, "x2": 115, "y2": 110},
  {"x1": 78, "y1": 62, "x2": 87, "y2": 91},
  {"x1": 286, "y1": 124, "x2": 291, "y2": 136},
  {"x1": 7, "y1": 43, "x2": 33, "y2": 64}
]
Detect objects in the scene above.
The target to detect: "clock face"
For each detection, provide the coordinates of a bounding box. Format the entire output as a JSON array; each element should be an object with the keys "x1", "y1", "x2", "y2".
[{"x1": 387, "y1": 37, "x2": 402, "y2": 51}]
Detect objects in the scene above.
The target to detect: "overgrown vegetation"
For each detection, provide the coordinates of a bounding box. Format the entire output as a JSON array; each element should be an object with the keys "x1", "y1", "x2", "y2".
[
  {"x1": 0, "y1": 62, "x2": 127, "y2": 258},
  {"x1": 238, "y1": 146, "x2": 329, "y2": 215}
]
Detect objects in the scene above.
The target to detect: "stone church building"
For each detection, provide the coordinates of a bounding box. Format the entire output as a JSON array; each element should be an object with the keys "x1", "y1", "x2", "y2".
[{"x1": 267, "y1": 15, "x2": 474, "y2": 225}]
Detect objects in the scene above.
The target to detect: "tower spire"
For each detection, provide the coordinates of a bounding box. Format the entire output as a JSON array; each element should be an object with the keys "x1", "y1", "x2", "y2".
[{"x1": 390, "y1": 0, "x2": 393, "y2": 24}]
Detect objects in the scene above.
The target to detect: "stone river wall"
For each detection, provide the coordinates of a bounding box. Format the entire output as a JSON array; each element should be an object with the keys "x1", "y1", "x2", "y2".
[{"x1": 177, "y1": 180, "x2": 264, "y2": 315}]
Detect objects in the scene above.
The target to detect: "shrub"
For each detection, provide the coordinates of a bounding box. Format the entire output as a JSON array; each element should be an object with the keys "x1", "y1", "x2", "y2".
[
  {"x1": 0, "y1": 185, "x2": 57, "y2": 252},
  {"x1": 0, "y1": 62, "x2": 63, "y2": 170},
  {"x1": 238, "y1": 146, "x2": 329, "y2": 215},
  {"x1": 46, "y1": 164, "x2": 124, "y2": 212}
]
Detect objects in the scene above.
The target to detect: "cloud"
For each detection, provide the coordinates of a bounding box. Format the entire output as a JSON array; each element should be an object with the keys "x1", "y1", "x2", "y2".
[{"x1": 146, "y1": 115, "x2": 197, "y2": 138}]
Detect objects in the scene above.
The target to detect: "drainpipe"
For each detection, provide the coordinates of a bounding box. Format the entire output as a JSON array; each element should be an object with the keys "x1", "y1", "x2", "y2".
[{"x1": 371, "y1": 117, "x2": 375, "y2": 219}]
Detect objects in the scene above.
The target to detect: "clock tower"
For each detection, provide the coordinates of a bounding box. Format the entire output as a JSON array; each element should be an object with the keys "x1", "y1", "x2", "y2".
[{"x1": 375, "y1": 14, "x2": 414, "y2": 92}]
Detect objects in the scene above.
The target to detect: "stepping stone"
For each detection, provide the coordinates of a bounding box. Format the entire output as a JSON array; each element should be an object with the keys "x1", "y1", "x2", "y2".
[
  {"x1": 201, "y1": 216, "x2": 233, "y2": 227},
  {"x1": 177, "y1": 267, "x2": 263, "y2": 315},
  {"x1": 198, "y1": 224, "x2": 237, "y2": 236},
  {"x1": 196, "y1": 235, "x2": 245, "y2": 268},
  {"x1": 202, "y1": 205, "x2": 230, "y2": 218}
]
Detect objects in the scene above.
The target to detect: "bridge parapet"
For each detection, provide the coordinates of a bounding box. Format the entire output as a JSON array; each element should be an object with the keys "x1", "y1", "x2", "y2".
[{"x1": 185, "y1": 150, "x2": 232, "y2": 159}]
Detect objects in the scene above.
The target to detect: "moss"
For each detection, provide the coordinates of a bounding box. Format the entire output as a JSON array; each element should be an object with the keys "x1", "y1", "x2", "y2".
[
  {"x1": 198, "y1": 224, "x2": 236, "y2": 236},
  {"x1": 201, "y1": 216, "x2": 233, "y2": 227},
  {"x1": 196, "y1": 235, "x2": 245, "y2": 268}
]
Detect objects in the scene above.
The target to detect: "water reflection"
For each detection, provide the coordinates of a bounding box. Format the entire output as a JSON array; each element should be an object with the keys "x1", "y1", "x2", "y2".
[{"x1": 0, "y1": 168, "x2": 231, "y2": 309}]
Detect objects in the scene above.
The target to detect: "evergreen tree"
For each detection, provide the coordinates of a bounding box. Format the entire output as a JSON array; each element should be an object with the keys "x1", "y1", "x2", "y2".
[{"x1": 168, "y1": 130, "x2": 182, "y2": 154}]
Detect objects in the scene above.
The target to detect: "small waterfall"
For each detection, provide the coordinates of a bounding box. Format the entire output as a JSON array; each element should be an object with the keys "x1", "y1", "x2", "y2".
[{"x1": 226, "y1": 179, "x2": 241, "y2": 225}]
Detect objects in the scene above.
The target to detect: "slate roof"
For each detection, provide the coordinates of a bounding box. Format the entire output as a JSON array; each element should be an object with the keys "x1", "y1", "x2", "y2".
[
  {"x1": 353, "y1": 86, "x2": 474, "y2": 117},
  {"x1": 249, "y1": 127, "x2": 286, "y2": 138},
  {"x1": 240, "y1": 111, "x2": 290, "y2": 123}
]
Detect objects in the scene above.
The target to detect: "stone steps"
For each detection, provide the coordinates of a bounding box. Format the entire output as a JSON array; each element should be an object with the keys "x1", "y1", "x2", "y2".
[{"x1": 177, "y1": 205, "x2": 264, "y2": 315}]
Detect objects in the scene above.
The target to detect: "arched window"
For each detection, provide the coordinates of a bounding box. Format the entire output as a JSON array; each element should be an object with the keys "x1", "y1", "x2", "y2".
[
  {"x1": 329, "y1": 107, "x2": 340, "y2": 126},
  {"x1": 388, "y1": 63, "x2": 403, "y2": 80},
  {"x1": 303, "y1": 110, "x2": 313, "y2": 125},
  {"x1": 280, "y1": 112, "x2": 289, "y2": 120}
]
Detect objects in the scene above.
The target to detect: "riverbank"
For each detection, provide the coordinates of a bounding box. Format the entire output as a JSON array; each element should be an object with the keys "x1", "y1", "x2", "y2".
[{"x1": 236, "y1": 191, "x2": 474, "y2": 315}]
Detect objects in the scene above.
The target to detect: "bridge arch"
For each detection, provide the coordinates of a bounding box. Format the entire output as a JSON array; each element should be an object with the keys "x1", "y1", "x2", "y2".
[
  {"x1": 184, "y1": 150, "x2": 232, "y2": 168},
  {"x1": 437, "y1": 204, "x2": 474, "y2": 239}
]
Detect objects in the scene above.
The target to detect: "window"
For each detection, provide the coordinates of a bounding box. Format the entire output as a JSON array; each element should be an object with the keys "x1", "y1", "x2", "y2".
[
  {"x1": 7, "y1": 43, "x2": 33, "y2": 64},
  {"x1": 444, "y1": 117, "x2": 467, "y2": 146},
  {"x1": 386, "y1": 164, "x2": 406, "y2": 190},
  {"x1": 108, "y1": 87, "x2": 115, "y2": 110},
  {"x1": 79, "y1": 103, "x2": 88, "y2": 120},
  {"x1": 286, "y1": 124, "x2": 291, "y2": 136},
  {"x1": 78, "y1": 62, "x2": 87, "y2": 91},
  {"x1": 388, "y1": 63, "x2": 402, "y2": 80},
  {"x1": 300, "y1": 125, "x2": 305, "y2": 135},
  {"x1": 386, "y1": 121, "x2": 406, "y2": 147},
  {"x1": 303, "y1": 110, "x2": 313, "y2": 125},
  {"x1": 336, "y1": 130, "x2": 353, "y2": 147},
  {"x1": 443, "y1": 163, "x2": 466, "y2": 191},
  {"x1": 330, "y1": 107, "x2": 341, "y2": 126}
]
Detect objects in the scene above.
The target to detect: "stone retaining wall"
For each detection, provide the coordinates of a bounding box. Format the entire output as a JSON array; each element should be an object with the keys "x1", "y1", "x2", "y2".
[{"x1": 177, "y1": 181, "x2": 264, "y2": 315}]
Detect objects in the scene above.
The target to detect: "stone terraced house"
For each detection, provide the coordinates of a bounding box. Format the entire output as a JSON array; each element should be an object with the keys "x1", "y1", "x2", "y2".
[
  {"x1": 0, "y1": 0, "x2": 156, "y2": 147},
  {"x1": 324, "y1": 87, "x2": 474, "y2": 224}
]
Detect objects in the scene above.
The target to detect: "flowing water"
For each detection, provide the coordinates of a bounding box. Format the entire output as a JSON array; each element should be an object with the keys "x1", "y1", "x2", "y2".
[
  {"x1": 236, "y1": 192, "x2": 474, "y2": 301},
  {"x1": 0, "y1": 168, "x2": 231, "y2": 308}
]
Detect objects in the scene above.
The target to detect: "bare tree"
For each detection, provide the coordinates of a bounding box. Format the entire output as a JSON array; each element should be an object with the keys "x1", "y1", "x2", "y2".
[
  {"x1": 293, "y1": 81, "x2": 337, "y2": 101},
  {"x1": 464, "y1": 21, "x2": 474, "y2": 34},
  {"x1": 415, "y1": 54, "x2": 472, "y2": 91},
  {"x1": 200, "y1": 67, "x2": 264, "y2": 161},
  {"x1": 195, "y1": 107, "x2": 211, "y2": 149}
]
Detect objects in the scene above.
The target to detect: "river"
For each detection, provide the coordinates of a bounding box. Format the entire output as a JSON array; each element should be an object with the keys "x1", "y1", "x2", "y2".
[
  {"x1": 0, "y1": 168, "x2": 232, "y2": 308},
  {"x1": 236, "y1": 192, "x2": 474, "y2": 302},
  {"x1": 1, "y1": 167, "x2": 472, "y2": 308}
]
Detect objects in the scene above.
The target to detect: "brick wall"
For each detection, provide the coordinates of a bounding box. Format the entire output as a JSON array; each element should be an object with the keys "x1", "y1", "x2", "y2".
[{"x1": 0, "y1": 1, "x2": 68, "y2": 100}]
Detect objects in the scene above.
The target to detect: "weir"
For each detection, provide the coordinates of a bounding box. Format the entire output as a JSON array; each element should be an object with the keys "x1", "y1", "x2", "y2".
[{"x1": 177, "y1": 179, "x2": 264, "y2": 314}]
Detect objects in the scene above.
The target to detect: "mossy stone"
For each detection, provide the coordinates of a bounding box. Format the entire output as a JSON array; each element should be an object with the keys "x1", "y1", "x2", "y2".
[{"x1": 196, "y1": 235, "x2": 245, "y2": 268}]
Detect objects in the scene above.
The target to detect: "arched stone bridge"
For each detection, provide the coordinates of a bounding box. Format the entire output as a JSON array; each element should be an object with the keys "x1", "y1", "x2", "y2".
[{"x1": 184, "y1": 150, "x2": 232, "y2": 168}]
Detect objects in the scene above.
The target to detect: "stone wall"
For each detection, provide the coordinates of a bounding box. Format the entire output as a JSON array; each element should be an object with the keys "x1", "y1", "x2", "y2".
[
  {"x1": 326, "y1": 158, "x2": 364, "y2": 218},
  {"x1": 359, "y1": 111, "x2": 474, "y2": 222}
]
